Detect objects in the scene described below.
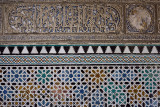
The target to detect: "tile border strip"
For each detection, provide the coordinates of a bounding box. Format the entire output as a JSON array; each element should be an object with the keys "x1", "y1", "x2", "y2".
[
  {"x1": 0, "y1": 55, "x2": 160, "y2": 65},
  {"x1": 0, "y1": 45, "x2": 160, "y2": 55}
]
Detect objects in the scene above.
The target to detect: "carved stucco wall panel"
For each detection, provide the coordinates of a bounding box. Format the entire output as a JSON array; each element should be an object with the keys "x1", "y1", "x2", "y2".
[
  {"x1": 158, "y1": 5, "x2": 160, "y2": 33},
  {"x1": 0, "y1": 1, "x2": 159, "y2": 44},
  {"x1": 4, "y1": 3, "x2": 123, "y2": 34},
  {"x1": 0, "y1": 6, "x2": 2, "y2": 34}
]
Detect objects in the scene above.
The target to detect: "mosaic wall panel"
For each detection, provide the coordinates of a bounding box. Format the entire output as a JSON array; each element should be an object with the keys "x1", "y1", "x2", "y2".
[
  {"x1": 4, "y1": 4, "x2": 122, "y2": 34},
  {"x1": 0, "y1": 44, "x2": 160, "y2": 106},
  {"x1": 0, "y1": 65, "x2": 160, "y2": 106}
]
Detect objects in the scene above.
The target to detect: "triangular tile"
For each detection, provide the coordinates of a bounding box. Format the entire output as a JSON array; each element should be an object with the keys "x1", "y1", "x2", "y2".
[
  {"x1": 3, "y1": 47, "x2": 10, "y2": 54},
  {"x1": 83, "y1": 46, "x2": 89, "y2": 53},
  {"x1": 68, "y1": 46, "x2": 75, "y2": 53},
  {"x1": 36, "y1": 46, "x2": 42, "y2": 54},
  {"x1": 59, "y1": 46, "x2": 66, "y2": 54},
  {"x1": 40, "y1": 46, "x2": 48, "y2": 54},
  {"x1": 123, "y1": 46, "x2": 131, "y2": 53},
  {"x1": 0, "y1": 47, "x2": 5, "y2": 54},
  {"x1": 96, "y1": 46, "x2": 103, "y2": 53},
  {"x1": 17, "y1": 46, "x2": 24, "y2": 54},
  {"x1": 27, "y1": 46, "x2": 33, "y2": 54},
  {"x1": 21, "y1": 46, "x2": 29, "y2": 54},
  {"x1": 105, "y1": 46, "x2": 112, "y2": 53},
  {"x1": 73, "y1": 46, "x2": 79, "y2": 53},
  {"x1": 31, "y1": 46, "x2": 38, "y2": 54},
  {"x1": 137, "y1": 46, "x2": 143, "y2": 53},
  {"x1": 101, "y1": 46, "x2": 106, "y2": 53},
  {"x1": 54, "y1": 46, "x2": 60, "y2": 54},
  {"x1": 147, "y1": 46, "x2": 152, "y2": 53},
  {"x1": 8, "y1": 47, "x2": 14, "y2": 54},
  {"x1": 120, "y1": 46, "x2": 125, "y2": 53},
  {"x1": 156, "y1": 46, "x2": 160, "y2": 53},
  {"x1": 92, "y1": 46, "x2": 98, "y2": 53},
  {"x1": 45, "y1": 46, "x2": 51, "y2": 53},
  {"x1": 77, "y1": 46, "x2": 85, "y2": 53},
  {"x1": 49, "y1": 46, "x2": 56, "y2": 54},
  {"x1": 133, "y1": 46, "x2": 140, "y2": 53},
  {"x1": 110, "y1": 46, "x2": 116, "y2": 52},
  {"x1": 114, "y1": 46, "x2": 121, "y2": 53},
  {"x1": 87, "y1": 46, "x2": 94, "y2": 53},
  {"x1": 129, "y1": 46, "x2": 135, "y2": 53},
  {"x1": 151, "y1": 46, "x2": 158, "y2": 53},
  {"x1": 142, "y1": 46, "x2": 149, "y2": 53},
  {"x1": 12, "y1": 46, "x2": 20, "y2": 54},
  {"x1": 64, "y1": 46, "x2": 70, "y2": 53}
]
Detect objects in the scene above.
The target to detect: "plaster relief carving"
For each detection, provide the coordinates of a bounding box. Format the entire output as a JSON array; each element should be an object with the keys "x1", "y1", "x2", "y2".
[
  {"x1": 126, "y1": 5, "x2": 154, "y2": 33},
  {"x1": 5, "y1": 4, "x2": 122, "y2": 34},
  {"x1": 128, "y1": 7, "x2": 151, "y2": 30}
]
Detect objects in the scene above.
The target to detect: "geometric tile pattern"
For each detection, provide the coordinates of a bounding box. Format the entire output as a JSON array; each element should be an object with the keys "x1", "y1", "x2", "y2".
[
  {"x1": 1, "y1": 55, "x2": 160, "y2": 65},
  {"x1": 0, "y1": 45, "x2": 160, "y2": 55},
  {"x1": 0, "y1": 65, "x2": 160, "y2": 106}
]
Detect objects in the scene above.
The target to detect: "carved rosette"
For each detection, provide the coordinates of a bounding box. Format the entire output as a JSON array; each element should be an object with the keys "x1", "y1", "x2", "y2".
[{"x1": 126, "y1": 4, "x2": 155, "y2": 33}]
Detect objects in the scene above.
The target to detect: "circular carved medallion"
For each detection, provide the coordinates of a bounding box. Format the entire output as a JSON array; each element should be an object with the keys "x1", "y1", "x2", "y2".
[{"x1": 128, "y1": 6, "x2": 151, "y2": 31}]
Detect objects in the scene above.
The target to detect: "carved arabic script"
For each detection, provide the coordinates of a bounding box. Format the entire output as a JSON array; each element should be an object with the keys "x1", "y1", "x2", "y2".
[{"x1": 7, "y1": 4, "x2": 121, "y2": 33}]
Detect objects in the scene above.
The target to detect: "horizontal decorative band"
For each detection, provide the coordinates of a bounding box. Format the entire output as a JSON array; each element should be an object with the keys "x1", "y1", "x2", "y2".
[
  {"x1": 0, "y1": 45, "x2": 159, "y2": 55},
  {"x1": 5, "y1": 4, "x2": 122, "y2": 34},
  {"x1": 1, "y1": 3, "x2": 156, "y2": 34},
  {"x1": 0, "y1": 3, "x2": 159, "y2": 44},
  {"x1": 1, "y1": 0, "x2": 160, "y2": 3},
  {"x1": 0, "y1": 55, "x2": 160, "y2": 65}
]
